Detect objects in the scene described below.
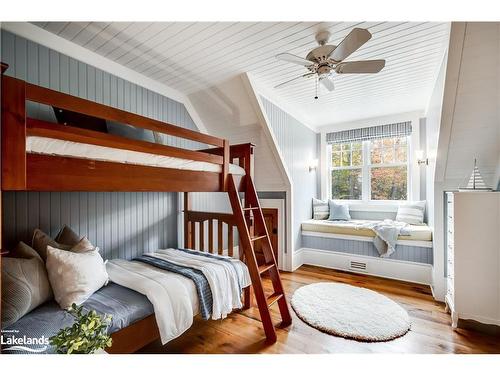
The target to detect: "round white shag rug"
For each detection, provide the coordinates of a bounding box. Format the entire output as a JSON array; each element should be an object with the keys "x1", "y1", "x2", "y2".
[{"x1": 291, "y1": 282, "x2": 411, "y2": 342}]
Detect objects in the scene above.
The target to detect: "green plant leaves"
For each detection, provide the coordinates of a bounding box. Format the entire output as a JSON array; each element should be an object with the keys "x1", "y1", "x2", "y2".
[{"x1": 49, "y1": 305, "x2": 113, "y2": 354}]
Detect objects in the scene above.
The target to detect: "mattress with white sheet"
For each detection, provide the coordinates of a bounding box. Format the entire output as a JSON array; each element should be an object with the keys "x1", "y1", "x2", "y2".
[{"x1": 26, "y1": 136, "x2": 246, "y2": 175}]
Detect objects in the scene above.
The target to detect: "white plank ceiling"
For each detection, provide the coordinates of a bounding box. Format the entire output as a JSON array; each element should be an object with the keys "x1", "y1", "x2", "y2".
[{"x1": 31, "y1": 22, "x2": 450, "y2": 127}]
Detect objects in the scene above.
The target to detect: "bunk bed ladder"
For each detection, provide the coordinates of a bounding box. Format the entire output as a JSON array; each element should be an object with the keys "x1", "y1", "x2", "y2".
[{"x1": 227, "y1": 174, "x2": 292, "y2": 343}]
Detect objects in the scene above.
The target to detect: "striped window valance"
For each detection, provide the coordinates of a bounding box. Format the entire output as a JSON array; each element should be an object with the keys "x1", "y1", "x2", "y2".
[{"x1": 326, "y1": 121, "x2": 412, "y2": 144}]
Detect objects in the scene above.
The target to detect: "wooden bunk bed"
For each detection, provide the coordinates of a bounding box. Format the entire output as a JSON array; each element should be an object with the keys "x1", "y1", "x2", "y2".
[{"x1": 0, "y1": 65, "x2": 292, "y2": 353}]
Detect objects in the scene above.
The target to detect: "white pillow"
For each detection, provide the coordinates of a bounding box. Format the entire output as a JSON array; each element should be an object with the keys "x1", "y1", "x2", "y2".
[
  {"x1": 46, "y1": 246, "x2": 109, "y2": 309},
  {"x1": 396, "y1": 201, "x2": 426, "y2": 225}
]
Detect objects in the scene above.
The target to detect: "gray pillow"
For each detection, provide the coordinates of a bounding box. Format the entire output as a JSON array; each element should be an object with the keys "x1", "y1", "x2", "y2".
[
  {"x1": 31, "y1": 229, "x2": 72, "y2": 262},
  {"x1": 1, "y1": 242, "x2": 53, "y2": 327},
  {"x1": 328, "y1": 200, "x2": 351, "y2": 221},
  {"x1": 55, "y1": 225, "x2": 82, "y2": 246},
  {"x1": 312, "y1": 198, "x2": 329, "y2": 220}
]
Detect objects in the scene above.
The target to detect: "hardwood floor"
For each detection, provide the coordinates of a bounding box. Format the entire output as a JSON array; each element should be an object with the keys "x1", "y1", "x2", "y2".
[{"x1": 138, "y1": 265, "x2": 500, "y2": 354}]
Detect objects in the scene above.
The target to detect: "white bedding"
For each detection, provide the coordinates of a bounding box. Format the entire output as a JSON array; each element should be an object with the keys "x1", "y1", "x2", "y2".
[
  {"x1": 106, "y1": 258, "x2": 199, "y2": 344},
  {"x1": 106, "y1": 249, "x2": 250, "y2": 345},
  {"x1": 26, "y1": 136, "x2": 246, "y2": 175}
]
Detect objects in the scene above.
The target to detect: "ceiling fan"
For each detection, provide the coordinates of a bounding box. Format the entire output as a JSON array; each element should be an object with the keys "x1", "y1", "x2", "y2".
[{"x1": 275, "y1": 28, "x2": 386, "y2": 99}]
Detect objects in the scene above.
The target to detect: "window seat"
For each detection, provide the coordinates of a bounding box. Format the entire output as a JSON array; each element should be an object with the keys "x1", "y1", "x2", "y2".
[
  {"x1": 301, "y1": 219, "x2": 433, "y2": 265},
  {"x1": 301, "y1": 219, "x2": 432, "y2": 243}
]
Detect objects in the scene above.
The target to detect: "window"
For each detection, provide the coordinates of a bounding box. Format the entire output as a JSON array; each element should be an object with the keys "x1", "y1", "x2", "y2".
[
  {"x1": 330, "y1": 142, "x2": 363, "y2": 200},
  {"x1": 369, "y1": 137, "x2": 408, "y2": 200},
  {"x1": 329, "y1": 136, "x2": 410, "y2": 201}
]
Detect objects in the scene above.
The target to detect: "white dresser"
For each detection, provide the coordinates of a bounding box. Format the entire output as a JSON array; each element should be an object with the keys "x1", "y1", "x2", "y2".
[{"x1": 445, "y1": 191, "x2": 500, "y2": 328}]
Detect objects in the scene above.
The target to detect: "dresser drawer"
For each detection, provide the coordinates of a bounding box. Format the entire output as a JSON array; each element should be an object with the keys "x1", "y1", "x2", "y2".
[
  {"x1": 447, "y1": 276, "x2": 454, "y2": 295},
  {"x1": 447, "y1": 260, "x2": 454, "y2": 278}
]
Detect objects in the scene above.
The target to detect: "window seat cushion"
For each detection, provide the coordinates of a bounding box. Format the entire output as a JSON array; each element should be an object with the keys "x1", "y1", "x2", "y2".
[{"x1": 301, "y1": 219, "x2": 432, "y2": 242}]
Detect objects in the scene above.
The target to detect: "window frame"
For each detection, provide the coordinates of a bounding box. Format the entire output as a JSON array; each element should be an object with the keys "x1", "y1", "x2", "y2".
[{"x1": 327, "y1": 136, "x2": 412, "y2": 203}]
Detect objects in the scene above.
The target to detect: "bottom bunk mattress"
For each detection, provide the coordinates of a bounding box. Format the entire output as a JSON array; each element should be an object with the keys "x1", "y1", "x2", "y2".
[
  {"x1": 2, "y1": 248, "x2": 250, "y2": 354},
  {"x1": 107, "y1": 248, "x2": 251, "y2": 345},
  {"x1": 1, "y1": 283, "x2": 154, "y2": 354}
]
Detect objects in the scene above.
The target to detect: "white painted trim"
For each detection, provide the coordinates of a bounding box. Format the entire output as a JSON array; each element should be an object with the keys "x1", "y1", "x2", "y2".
[
  {"x1": 295, "y1": 247, "x2": 433, "y2": 285},
  {"x1": 319, "y1": 111, "x2": 423, "y2": 202},
  {"x1": 1, "y1": 22, "x2": 210, "y2": 135},
  {"x1": 292, "y1": 248, "x2": 305, "y2": 271},
  {"x1": 182, "y1": 97, "x2": 210, "y2": 135},
  {"x1": 301, "y1": 230, "x2": 433, "y2": 248},
  {"x1": 241, "y1": 73, "x2": 294, "y2": 272},
  {"x1": 247, "y1": 73, "x2": 317, "y2": 132}
]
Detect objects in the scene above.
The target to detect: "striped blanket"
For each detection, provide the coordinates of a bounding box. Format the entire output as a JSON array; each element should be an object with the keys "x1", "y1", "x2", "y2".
[
  {"x1": 133, "y1": 255, "x2": 213, "y2": 320},
  {"x1": 106, "y1": 248, "x2": 251, "y2": 344}
]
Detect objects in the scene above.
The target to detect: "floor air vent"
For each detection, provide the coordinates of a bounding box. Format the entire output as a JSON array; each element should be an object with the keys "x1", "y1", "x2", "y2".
[{"x1": 349, "y1": 260, "x2": 367, "y2": 272}]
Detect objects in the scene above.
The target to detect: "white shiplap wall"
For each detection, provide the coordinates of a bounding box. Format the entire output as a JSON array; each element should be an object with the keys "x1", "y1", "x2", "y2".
[
  {"x1": 431, "y1": 22, "x2": 500, "y2": 302},
  {"x1": 28, "y1": 21, "x2": 450, "y2": 128}
]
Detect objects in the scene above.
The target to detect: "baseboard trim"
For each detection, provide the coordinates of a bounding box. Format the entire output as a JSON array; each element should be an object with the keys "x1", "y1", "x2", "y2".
[{"x1": 294, "y1": 247, "x2": 432, "y2": 285}]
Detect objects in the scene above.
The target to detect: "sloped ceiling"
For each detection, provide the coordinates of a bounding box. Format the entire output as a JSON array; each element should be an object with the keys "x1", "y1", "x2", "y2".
[{"x1": 31, "y1": 22, "x2": 450, "y2": 128}]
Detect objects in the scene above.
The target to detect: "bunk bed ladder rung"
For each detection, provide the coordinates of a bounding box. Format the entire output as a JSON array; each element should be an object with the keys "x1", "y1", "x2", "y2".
[{"x1": 227, "y1": 174, "x2": 292, "y2": 343}]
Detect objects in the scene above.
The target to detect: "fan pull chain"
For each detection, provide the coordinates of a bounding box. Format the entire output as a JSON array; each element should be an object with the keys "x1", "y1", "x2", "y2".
[{"x1": 314, "y1": 76, "x2": 319, "y2": 100}]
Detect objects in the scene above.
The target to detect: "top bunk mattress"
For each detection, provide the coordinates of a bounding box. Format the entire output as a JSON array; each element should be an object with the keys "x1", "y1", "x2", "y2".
[
  {"x1": 302, "y1": 219, "x2": 432, "y2": 242},
  {"x1": 26, "y1": 136, "x2": 246, "y2": 175}
]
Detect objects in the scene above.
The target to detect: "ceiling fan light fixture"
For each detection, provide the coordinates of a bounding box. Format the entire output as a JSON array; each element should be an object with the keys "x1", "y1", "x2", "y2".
[{"x1": 274, "y1": 27, "x2": 386, "y2": 99}]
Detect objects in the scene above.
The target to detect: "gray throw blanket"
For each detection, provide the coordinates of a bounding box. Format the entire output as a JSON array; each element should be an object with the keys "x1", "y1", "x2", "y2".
[
  {"x1": 357, "y1": 220, "x2": 410, "y2": 257},
  {"x1": 133, "y1": 255, "x2": 213, "y2": 320}
]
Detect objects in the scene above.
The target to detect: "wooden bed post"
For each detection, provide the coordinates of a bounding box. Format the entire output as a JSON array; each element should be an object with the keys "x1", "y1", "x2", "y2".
[
  {"x1": 1, "y1": 75, "x2": 26, "y2": 190},
  {"x1": 184, "y1": 192, "x2": 192, "y2": 249},
  {"x1": 222, "y1": 140, "x2": 230, "y2": 191}
]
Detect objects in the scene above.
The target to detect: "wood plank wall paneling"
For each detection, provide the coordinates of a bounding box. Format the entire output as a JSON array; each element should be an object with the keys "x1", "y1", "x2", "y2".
[
  {"x1": 301, "y1": 235, "x2": 433, "y2": 264},
  {"x1": 2, "y1": 192, "x2": 177, "y2": 260},
  {"x1": 260, "y1": 96, "x2": 319, "y2": 252},
  {"x1": 0, "y1": 30, "x2": 201, "y2": 258}
]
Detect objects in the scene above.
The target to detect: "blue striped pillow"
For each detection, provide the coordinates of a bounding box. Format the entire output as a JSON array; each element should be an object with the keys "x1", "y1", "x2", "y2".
[{"x1": 312, "y1": 198, "x2": 329, "y2": 220}]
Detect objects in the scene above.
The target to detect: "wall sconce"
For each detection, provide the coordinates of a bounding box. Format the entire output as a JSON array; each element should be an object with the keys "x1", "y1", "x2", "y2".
[
  {"x1": 309, "y1": 159, "x2": 319, "y2": 172},
  {"x1": 416, "y1": 150, "x2": 428, "y2": 166}
]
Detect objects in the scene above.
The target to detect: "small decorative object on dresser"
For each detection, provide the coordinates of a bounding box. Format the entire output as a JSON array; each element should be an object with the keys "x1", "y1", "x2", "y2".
[
  {"x1": 459, "y1": 158, "x2": 492, "y2": 191},
  {"x1": 445, "y1": 191, "x2": 500, "y2": 329}
]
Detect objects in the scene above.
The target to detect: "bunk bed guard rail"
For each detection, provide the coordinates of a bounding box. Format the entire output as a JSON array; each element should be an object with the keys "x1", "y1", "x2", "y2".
[{"x1": 1, "y1": 68, "x2": 254, "y2": 192}]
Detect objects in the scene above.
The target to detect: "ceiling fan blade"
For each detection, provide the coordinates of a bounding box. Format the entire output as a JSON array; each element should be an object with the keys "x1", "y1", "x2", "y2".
[
  {"x1": 335, "y1": 60, "x2": 386, "y2": 74},
  {"x1": 276, "y1": 53, "x2": 314, "y2": 67},
  {"x1": 319, "y1": 76, "x2": 335, "y2": 91},
  {"x1": 328, "y1": 28, "x2": 372, "y2": 62},
  {"x1": 274, "y1": 73, "x2": 315, "y2": 89}
]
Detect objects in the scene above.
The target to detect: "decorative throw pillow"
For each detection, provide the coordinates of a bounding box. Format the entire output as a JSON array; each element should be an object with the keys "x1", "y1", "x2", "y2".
[
  {"x1": 46, "y1": 246, "x2": 109, "y2": 309},
  {"x1": 1, "y1": 242, "x2": 53, "y2": 327},
  {"x1": 312, "y1": 198, "x2": 329, "y2": 220},
  {"x1": 55, "y1": 225, "x2": 82, "y2": 246},
  {"x1": 328, "y1": 200, "x2": 351, "y2": 221},
  {"x1": 396, "y1": 201, "x2": 426, "y2": 225},
  {"x1": 32, "y1": 229, "x2": 72, "y2": 262},
  {"x1": 70, "y1": 237, "x2": 97, "y2": 253}
]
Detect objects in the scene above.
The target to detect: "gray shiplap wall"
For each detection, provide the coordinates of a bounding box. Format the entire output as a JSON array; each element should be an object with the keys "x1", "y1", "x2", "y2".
[
  {"x1": 260, "y1": 97, "x2": 319, "y2": 252},
  {"x1": 1, "y1": 30, "x2": 200, "y2": 259},
  {"x1": 301, "y1": 235, "x2": 433, "y2": 264}
]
